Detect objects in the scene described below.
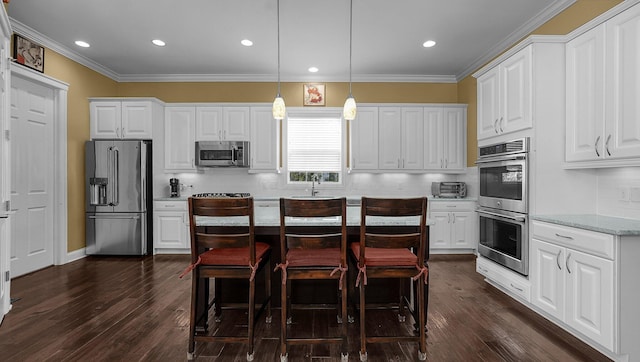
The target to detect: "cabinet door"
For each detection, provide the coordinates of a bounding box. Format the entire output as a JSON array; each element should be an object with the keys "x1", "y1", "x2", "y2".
[
  {"x1": 450, "y1": 211, "x2": 475, "y2": 248},
  {"x1": 195, "y1": 106, "x2": 223, "y2": 141},
  {"x1": 565, "y1": 249, "x2": 614, "y2": 351},
  {"x1": 566, "y1": 25, "x2": 606, "y2": 162},
  {"x1": 121, "y1": 101, "x2": 153, "y2": 139},
  {"x1": 154, "y1": 212, "x2": 188, "y2": 250},
  {"x1": 378, "y1": 107, "x2": 402, "y2": 169},
  {"x1": 401, "y1": 107, "x2": 424, "y2": 169},
  {"x1": 443, "y1": 107, "x2": 465, "y2": 170},
  {"x1": 429, "y1": 211, "x2": 450, "y2": 249},
  {"x1": 423, "y1": 106, "x2": 443, "y2": 170},
  {"x1": 501, "y1": 46, "x2": 532, "y2": 135},
  {"x1": 477, "y1": 68, "x2": 500, "y2": 140},
  {"x1": 351, "y1": 107, "x2": 378, "y2": 170},
  {"x1": 223, "y1": 107, "x2": 250, "y2": 141},
  {"x1": 250, "y1": 107, "x2": 279, "y2": 171},
  {"x1": 164, "y1": 107, "x2": 196, "y2": 171},
  {"x1": 531, "y1": 238, "x2": 565, "y2": 321},
  {"x1": 90, "y1": 101, "x2": 120, "y2": 139},
  {"x1": 605, "y1": 5, "x2": 640, "y2": 160}
]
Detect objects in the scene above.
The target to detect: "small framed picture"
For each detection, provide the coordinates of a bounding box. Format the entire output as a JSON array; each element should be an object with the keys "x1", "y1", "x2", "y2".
[
  {"x1": 13, "y1": 34, "x2": 45, "y2": 73},
  {"x1": 303, "y1": 84, "x2": 325, "y2": 106}
]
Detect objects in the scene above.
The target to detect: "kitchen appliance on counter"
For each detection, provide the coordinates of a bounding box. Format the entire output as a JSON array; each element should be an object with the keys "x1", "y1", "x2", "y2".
[
  {"x1": 476, "y1": 138, "x2": 529, "y2": 276},
  {"x1": 170, "y1": 178, "x2": 180, "y2": 198},
  {"x1": 85, "y1": 140, "x2": 152, "y2": 255},
  {"x1": 431, "y1": 182, "x2": 467, "y2": 198},
  {"x1": 195, "y1": 141, "x2": 249, "y2": 167}
]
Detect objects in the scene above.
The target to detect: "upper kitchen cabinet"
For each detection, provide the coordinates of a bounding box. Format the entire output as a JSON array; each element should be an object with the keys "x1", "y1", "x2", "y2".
[
  {"x1": 350, "y1": 107, "x2": 379, "y2": 171},
  {"x1": 249, "y1": 107, "x2": 279, "y2": 172},
  {"x1": 476, "y1": 46, "x2": 532, "y2": 141},
  {"x1": 89, "y1": 98, "x2": 163, "y2": 140},
  {"x1": 566, "y1": 3, "x2": 640, "y2": 167},
  {"x1": 423, "y1": 105, "x2": 466, "y2": 172},
  {"x1": 195, "y1": 106, "x2": 250, "y2": 141},
  {"x1": 378, "y1": 107, "x2": 424, "y2": 170},
  {"x1": 164, "y1": 106, "x2": 196, "y2": 172}
]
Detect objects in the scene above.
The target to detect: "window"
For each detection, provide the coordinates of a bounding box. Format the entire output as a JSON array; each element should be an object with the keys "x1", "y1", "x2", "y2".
[{"x1": 286, "y1": 111, "x2": 343, "y2": 184}]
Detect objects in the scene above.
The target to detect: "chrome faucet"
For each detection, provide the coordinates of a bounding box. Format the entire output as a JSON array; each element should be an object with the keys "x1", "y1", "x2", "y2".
[{"x1": 311, "y1": 174, "x2": 321, "y2": 197}]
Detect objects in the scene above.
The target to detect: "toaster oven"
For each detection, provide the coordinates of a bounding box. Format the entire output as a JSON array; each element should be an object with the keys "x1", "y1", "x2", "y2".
[{"x1": 431, "y1": 182, "x2": 467, "y2": 198}]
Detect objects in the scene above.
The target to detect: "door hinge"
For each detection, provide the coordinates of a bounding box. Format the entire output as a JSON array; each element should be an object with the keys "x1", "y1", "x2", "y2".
[
  {"x1": 5, "y1": 270, "x2": 9, "y2": 282},
  {"x1": 4, "y1": 129, "x2": 8, "y2": 141},
  {"x1": 4, "y1": 200, "x2": 9, "y2": 212}
]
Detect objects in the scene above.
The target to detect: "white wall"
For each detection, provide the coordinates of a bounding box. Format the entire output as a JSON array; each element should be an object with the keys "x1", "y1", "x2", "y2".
[{"x1": 596, "y1": 167, "x2": 640, "y2": 219}]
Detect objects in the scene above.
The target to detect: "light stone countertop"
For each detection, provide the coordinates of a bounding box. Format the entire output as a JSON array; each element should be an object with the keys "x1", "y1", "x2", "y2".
[{"x1": 531, "y1": 214, "x2": 640, "y2": 236}]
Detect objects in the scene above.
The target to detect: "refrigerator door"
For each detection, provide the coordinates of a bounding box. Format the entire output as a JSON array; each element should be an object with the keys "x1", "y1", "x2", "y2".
[
  {"x1": 85, "y1": 212, "x2": 147, "y2": 255},
  {"x1": 112, "y1": 140, "x2": 146, "y2": 213},
  {"x1": 86, "y1": 140, "x2": 115, "y2": 213}
]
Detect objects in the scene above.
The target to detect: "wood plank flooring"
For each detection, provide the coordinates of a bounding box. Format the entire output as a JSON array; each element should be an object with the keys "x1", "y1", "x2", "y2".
[{"x1": 0, "y1": 254, "x2": 611, "y2": 361}]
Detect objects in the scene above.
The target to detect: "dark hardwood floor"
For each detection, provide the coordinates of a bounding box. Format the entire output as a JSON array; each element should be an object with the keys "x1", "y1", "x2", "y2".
[{"x1": 0, "y1": 254, "x2": 611, "y2": 361}]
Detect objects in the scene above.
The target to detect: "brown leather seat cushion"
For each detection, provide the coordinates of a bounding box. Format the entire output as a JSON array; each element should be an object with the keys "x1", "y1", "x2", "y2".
[
  {"x1": 199, "y1": 242, "x2": 271, "y2": 265},
  {"x1": 350, "y1": 242, "x2": 417, "y2": 266},
  {"x1": 286, "y1": 248, "x2": 342, "y2": 267}
]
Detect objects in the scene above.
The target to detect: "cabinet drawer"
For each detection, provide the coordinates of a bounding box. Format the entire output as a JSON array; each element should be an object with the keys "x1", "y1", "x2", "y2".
[
  {"x1": 531, "y1": 221, "x2": 614, "y2": 260},
  {"x1": 154, "y1": 200, "x2": 188, "y2": 211},
  {"x1": 477, "y1": 256, "x2": 530, "y2": 301},
  {"x1": 429, "y1": 200, "x2": 475, "y2": 212}
]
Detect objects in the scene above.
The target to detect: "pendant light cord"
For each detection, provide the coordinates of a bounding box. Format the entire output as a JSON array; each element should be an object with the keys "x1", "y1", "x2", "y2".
[
  {"x1": 348, "y1": 0, "x2": 353, "y2": 96},
  {"x1": 277, "y1": 0, "x2": 282, "y2": 96}
]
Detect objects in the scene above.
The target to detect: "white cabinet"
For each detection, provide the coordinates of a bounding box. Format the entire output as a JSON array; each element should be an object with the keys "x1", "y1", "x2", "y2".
[
  {"x1": 566, "y1": 4, "x2": 640, "y2": 166},
  {"x1": 429, "y1": 200, "x2": 476, "y2": 251},
  {"x1": 378, "y1": 107, "x2": 423, "y2": 170},
  {"x1": 477, "y1": 46, "x2": 532, "y2": 141},
  {"x1": 164, "y1": 106, "x2": 196, "y2": 171},
  {"x1": 195, "y1": 106, "x2": 250, "y2": 141},
  {"x1": 531, "y1": 221, "x2": 614, "y2": 352},
  {"x1": 249, "y1": 107, "x2": 279, "y2": 172},
  {"x1": 153, "y1": 200, "x2": 190, "y2": 254},
  {"x1": 423, "y1": 105, "x2": 466, "y2": 172},
  {"x1": 350, "y1": 107, "x2": 378, "y2": 170},
  {"x1": 90, "y1": 98, "x2": 162, "y2": 139}
]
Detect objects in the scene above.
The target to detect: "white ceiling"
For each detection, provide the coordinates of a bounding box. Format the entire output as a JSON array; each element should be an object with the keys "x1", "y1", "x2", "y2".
[{"x1": 6, "y1": 0, "x2": 574, "y2": 83}]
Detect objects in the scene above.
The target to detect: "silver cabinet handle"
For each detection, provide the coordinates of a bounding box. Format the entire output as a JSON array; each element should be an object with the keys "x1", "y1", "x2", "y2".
[
  {"x1": 402, "y1": 159, "x2": 405, "y2": 168},
  {"x1": 510, "y1": 283, "x2": 524, "y2": 292},
  {"x1": 555, "y1": 233, "x2": 574, "y2": 240},
  {"x1": 494, "y1": 119, "x2": 499, "y2": 133},
  {"x1": 445, "y1": 159, "x2": 448, "y2": 168},
  {"x1": 595, "y1": 136, "x2": 601, "y2": 157},
  {"x1": 218, "y1": 129, "x2": 222, "y2": 140},
  {"x1": 499, "y1": 117, "x2": 504, "y2": 132},
  {"x1": 440, "y1": 159, "x2": 443, "y2": 168},
  {"x1": 556, "y1": 250, "x2": 562, "y2": 270},
  {"x1": 566, "y1": 253, "x2": 572, "y2": 274},
  {"x1": 605, "y1": 134, "x2": 612, "y2": 156},
  {"x1": 447, "y1": 213, "x2": 451, "y2": 223},
  {"x1": 452, "y1": 213, "x2": 456, "y2": 223}
]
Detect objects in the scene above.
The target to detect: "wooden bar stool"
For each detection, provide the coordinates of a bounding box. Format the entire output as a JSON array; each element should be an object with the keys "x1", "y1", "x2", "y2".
[
  {"x1": 275, "y1": 197, "x2": 349, "y2": 362},
  {"x1": 183, "y1": 196, "x2": 272, "y2": 361},
  {"x1": 350, "y1": 196, "x2": 429, "y2": 361}
]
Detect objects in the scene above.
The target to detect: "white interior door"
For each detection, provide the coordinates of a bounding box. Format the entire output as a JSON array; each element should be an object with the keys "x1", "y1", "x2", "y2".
[{"x1": 9, "y1": 76, "x2": 54, "y2": 278}]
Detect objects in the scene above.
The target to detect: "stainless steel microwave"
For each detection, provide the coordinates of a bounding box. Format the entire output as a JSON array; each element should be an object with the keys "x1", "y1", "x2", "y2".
[{"x1": 195, "y1": 141, "x2": 250, "y2": 167}]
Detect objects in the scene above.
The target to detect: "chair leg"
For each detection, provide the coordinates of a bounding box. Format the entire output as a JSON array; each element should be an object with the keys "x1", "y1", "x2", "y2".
[
  {"x1": 417, "y1": 280, "x2": 427, "y2": 361},
  {"x1": 214, "y1": 278, "x2": 222, "y2": 322},
  {"x1": 265, "y1": 260, "x2": 272, "y2": 323},
  {"x1": 188, "y1": 274, "x2": 198, "y2": 359},
  {"x1": 247, "y1": 278, "x2": 256, "y2": 360},
  {"x1": 359, "y1": 280, "x2": 366, "y2": 360},
  {"x1": 398, "y1": 278, "x2": 406, "y2": 322},
  {"x1": 280, "y1": 276, "x2": 288, "y2": 359},
  {"x1": 340, "y1": 280, "x2": 349, "y2": 358}
]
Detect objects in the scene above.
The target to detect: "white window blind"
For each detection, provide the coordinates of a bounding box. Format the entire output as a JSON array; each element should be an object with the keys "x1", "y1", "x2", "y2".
[{"x1": 287, "y1": 116, "x2": 342, "y2": 172}]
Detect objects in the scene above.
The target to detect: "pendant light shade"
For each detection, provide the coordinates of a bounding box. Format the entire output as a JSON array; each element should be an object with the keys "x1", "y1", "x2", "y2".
[
  {"x1": 273, "y1": 0, "x2": 286, "y2": 120},
  {"x1": 343, "y1": 0, "x2": 356, "y2": 121}
]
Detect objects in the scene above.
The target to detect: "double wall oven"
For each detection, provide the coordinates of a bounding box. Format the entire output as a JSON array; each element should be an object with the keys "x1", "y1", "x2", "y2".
[{"x1": 476, "y1": 138, "x2": 529, "y2": 276}]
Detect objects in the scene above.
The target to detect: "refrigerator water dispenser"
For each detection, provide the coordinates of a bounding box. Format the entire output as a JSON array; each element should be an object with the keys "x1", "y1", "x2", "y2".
[{"x1": 89, "y1": 177, "x2": 108, "y2": 205}]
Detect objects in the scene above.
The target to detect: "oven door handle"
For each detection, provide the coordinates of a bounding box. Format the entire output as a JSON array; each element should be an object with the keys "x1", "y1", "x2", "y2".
[
  {"x1": 476, "y1": 208, "x2": 526, "y2": 222},
  {"x1": 476, "y1": 154, "x2": 526, "y2": 164}
]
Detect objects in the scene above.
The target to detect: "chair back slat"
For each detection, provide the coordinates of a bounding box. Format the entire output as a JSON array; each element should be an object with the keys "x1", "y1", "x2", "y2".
[
  {"x1": 281, "y1": 198, "x2": 344, "y2": 217},
  {"x1": 196, "y1": 233, "x2": 251, "y2": 249},
  {"x1": 363, "y1": 197, "x2": 425, "y2": 217},
  {"x1": 364, "y1": 232, "x2": 421, "y2": 249},
  {"x1": 285, "y1": 233, "x2": 343, "y2": 249},
  {"x1": 192, "y1": 197, "x2": 252, "y2": 217}
]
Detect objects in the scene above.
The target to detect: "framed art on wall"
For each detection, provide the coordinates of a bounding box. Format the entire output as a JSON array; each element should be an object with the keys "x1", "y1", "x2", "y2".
[
  {"x1": 13, "y1": 34, "x2": 44, "y2": 72},
  {"x1": 303, "y1": 84, "x2": 325, "y2": 106}
]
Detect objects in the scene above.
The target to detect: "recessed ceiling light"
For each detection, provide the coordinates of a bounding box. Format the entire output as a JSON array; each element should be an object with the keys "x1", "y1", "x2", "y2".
[
  {"x1": 308, "y1": 67, "x2": 319, "y2": 73},
  {"x1": 75, "y1": 40, "x2": 90, "y2": 48},
  {"x1": 423, "y1": 40, "x2": 436, "y2": 48},
  {"x1": 152, "y1": 39, "x2": 166, "y2": 47},
  {"x1": 241, "y1": 39, "x2": 253, "y2": 47}
]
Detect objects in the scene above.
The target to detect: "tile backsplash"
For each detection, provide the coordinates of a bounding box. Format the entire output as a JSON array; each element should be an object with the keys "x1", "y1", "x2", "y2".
[{"x1": 597, "y1": 167, "x2": 640, "y2": 220}]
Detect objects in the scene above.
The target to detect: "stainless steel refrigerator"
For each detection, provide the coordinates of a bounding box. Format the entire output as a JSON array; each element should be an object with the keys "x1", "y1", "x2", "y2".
[{"x1": 85, "y1": 140, "x2": 152, "y2": 255}]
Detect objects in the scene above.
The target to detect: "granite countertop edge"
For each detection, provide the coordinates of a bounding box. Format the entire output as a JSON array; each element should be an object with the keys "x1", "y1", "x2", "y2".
[{"x1": 531, "y1": 214, "x2": 640, "y2": 236}]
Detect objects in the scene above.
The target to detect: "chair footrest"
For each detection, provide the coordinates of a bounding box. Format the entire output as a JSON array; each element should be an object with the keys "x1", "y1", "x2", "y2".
[
  {"x1": 194, "y1": 335, "x2": 250, "y2": 344},
  {"x1": 365, "y1": 336, "x2": 420, "y2": 343},
  {"x1": 286, "y1": 337, "x2": 344, "y2": 345}
]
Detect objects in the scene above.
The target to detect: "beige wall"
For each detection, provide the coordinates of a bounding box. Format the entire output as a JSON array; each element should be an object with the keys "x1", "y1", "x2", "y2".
[{"x1": 17, "y1": 0, "x2": 622, "y2": 253}]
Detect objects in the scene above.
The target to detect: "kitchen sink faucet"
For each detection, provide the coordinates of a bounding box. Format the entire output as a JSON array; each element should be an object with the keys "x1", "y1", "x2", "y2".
[{"x1": 311, "y1": 174, "x2": 321, "y2": 197}]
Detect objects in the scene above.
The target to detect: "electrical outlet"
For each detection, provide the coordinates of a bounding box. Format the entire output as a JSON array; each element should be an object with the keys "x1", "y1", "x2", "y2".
[
  {"x1": 630, "y1": 187, "x2": 640, "y2": 202},
  {"x1": 618, "y1": 187, "x2": 630, "y2": 201}
]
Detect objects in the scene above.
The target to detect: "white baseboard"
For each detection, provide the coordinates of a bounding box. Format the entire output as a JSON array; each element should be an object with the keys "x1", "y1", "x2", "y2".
[{"x1": 65, "y1": 248, "x2": 87, "y2": 264}]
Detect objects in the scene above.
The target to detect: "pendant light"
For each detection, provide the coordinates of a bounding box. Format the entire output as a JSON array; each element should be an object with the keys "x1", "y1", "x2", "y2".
[
  {"x1": 272, "y1": 0, "x2": 286, "y2": 120},
  {"x1": 343, "y1": 0, "x2": 357, "y2": 121}
]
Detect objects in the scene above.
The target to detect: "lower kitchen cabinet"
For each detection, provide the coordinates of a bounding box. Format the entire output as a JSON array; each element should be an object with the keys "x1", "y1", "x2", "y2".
[
  {"x1": 429, "y1": 200, "x2": 476, "y2": 252},
  {"x1": 530, "y1": 220, "x2": 626, "y2": 356},
  {"x1": 153, "y1": 201, "x2": 190, "y2": 254}
]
